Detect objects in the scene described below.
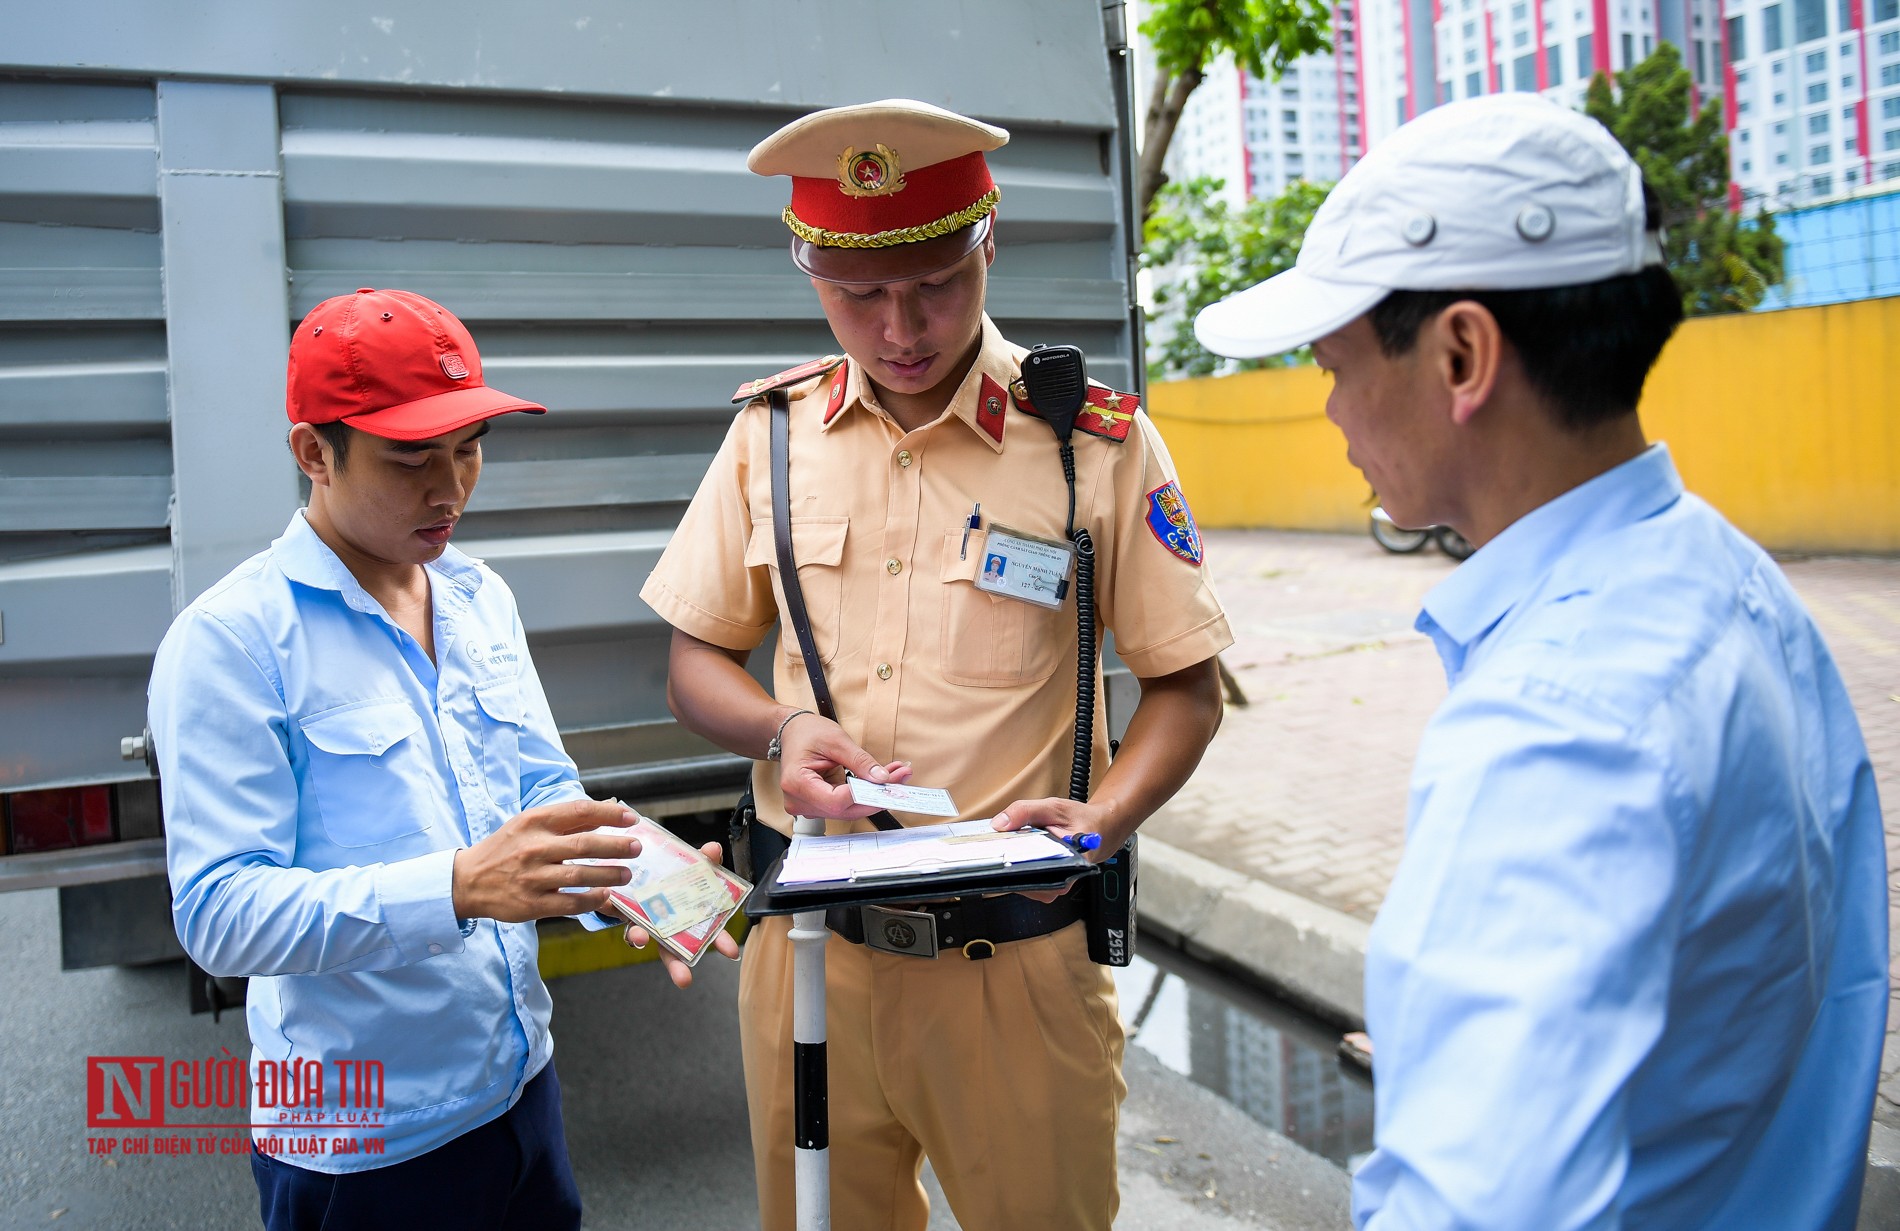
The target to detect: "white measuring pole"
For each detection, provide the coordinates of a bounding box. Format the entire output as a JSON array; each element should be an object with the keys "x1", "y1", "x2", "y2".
[{"x1": 789, "y1": 814, "x2": 831, "y2": 1231}]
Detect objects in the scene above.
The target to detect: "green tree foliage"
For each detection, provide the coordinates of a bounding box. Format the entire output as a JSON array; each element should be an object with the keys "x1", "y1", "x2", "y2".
[
  {"x1": 1138, "y1": 0, "x2": 1333, "y2": 219},
  {"x1": 1584, "y1": 43, "x2": 1784, "y2": 313},
  {"x1": 1143, "y1": 176, "x2": 1333, "y2": 379}
]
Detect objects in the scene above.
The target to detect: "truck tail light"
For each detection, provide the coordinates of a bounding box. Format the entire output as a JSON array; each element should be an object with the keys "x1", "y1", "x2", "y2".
[{"x1": 3, "y1": 786, "x2": 117, "y2": 854}]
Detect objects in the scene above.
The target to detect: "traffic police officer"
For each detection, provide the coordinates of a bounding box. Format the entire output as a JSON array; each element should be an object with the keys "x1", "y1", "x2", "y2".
[{"x1": 640, "y1": 100, "x2": 1232, "y2": 1231}]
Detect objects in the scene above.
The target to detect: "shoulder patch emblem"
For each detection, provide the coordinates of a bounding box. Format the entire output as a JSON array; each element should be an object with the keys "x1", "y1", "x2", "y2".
[
  {"x1": 731, "y1": 354, "x2": 847, "y2": 405},
  {"x1": 1010, "y1": 381, "x2": 1137, "y2": 443},
  {"x1": 1145, "y1": 480, "x2": 1203, "y2": 566}
]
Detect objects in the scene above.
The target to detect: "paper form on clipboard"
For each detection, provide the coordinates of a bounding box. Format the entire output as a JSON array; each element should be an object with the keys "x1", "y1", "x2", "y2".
[{"x1": 776, "y1": 819, "x2": 1074, "y2": 886}]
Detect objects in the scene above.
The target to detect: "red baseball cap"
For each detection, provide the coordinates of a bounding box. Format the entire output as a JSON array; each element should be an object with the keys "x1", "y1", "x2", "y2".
[{"x1": 287, "y1": 288, "x2": 545, "y2": 441}]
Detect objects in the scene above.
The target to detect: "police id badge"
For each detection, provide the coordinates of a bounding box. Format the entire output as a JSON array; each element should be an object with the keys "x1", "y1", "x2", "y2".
[{"x1": 973, "y1": 524, "x2": 1075, "y2": 609}]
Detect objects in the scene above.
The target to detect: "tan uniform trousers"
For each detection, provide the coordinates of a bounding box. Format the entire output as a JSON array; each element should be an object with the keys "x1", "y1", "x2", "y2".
[{"x1": 739, "y1": 914, "x2": 1127, "y2": 1231}]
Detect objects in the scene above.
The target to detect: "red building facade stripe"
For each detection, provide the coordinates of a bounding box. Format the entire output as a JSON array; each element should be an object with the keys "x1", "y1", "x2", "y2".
[
  {"x1": 1851, "y1": 0, "x2": 1874, "y2": 187},
  {"x1": 1485, "y1": 7, "x2": 1499, "y2": 92},
  {"x1": 1403, "y1": 0, "x2": 1420, "y2": 119},
  {"x1": 1718, "y1": 0, "x2": 1742, "y2": 209},
  {"x1": 1237, "y1": 66, "x2": 1256, "y2": 198},
  {"x1": 1351, "y1": 0, "x2": 1369, "y2": 155},
  {"x1": 1334, "y1": 2, "x2": 1354, "y2": 175}
]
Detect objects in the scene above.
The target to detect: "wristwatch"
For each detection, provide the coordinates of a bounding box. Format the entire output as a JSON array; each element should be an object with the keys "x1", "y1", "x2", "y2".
[{"x1": 765, "y1": 708, "x2": 814, "y2": 762}]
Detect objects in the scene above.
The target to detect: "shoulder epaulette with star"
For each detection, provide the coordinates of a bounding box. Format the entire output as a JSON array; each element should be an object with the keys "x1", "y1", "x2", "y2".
[
  {"x1": 1010, "y1": 380, "x2": 1139, "y2": 443},
  {"x1": 730, "y1": 354, "x2": 847, "y2": 405}
]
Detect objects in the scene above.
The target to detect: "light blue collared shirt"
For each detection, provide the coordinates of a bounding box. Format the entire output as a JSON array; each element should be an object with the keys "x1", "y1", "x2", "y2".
[
  {"x1": 1354, "y1": 445, "x2": 1887, "y2": 1230},
  {"x1": 151, "y1": 512, "x2": 589, "y2": 1171}
]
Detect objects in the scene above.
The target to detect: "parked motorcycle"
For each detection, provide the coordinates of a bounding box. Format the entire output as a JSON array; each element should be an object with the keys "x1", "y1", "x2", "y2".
[{"x1": 1369, "y1": 505, "x2": 1474, "y2": 561}]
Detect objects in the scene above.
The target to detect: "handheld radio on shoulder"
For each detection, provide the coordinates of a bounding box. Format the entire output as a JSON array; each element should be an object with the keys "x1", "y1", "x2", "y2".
[
  {"x1": 1022, "y1": 345, "x2": 1087, "y2": 443},
  {"x1": 1020, "y1": 344, "x2": 1137, "y2": 968}
]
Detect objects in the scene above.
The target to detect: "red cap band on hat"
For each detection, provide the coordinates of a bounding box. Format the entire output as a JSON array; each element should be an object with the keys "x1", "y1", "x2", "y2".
[{"x1": 786, "y1": 151, "x2": 997, "y2": 247}]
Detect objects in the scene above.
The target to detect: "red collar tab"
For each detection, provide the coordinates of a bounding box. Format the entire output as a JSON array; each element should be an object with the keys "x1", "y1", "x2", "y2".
[
  {"x1": 824, "y1": 361, "x2": 851, "y2": 424},
  {"x1": 1010, "y1": 381, "x2": 1137, "y2": 444},
  {"x1": 976, "y1": 374, "x2": 1009, "y2": 444},
  {"x1": 731, "y1": 354, "x2": 847, "y2": 405}
]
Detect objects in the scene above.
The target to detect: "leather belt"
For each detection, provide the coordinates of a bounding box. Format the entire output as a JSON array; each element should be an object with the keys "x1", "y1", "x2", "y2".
[{"x1": 826, "y1": 893, "x2": 1084, "y2": 960}]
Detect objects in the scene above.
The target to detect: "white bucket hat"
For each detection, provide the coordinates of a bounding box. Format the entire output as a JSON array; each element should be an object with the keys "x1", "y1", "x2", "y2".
[{"x1": 1194, "y1": 94, "x2": 1665, "y2": 359}]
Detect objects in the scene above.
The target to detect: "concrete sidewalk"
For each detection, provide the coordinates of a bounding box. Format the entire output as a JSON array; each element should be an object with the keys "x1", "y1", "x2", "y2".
[{"x1": 1135, "y1": 528, "x2": 1900, "y2": 1219}]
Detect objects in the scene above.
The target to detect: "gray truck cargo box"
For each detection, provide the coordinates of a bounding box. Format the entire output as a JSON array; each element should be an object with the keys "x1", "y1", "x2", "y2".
[{"x1": 0, "y1": 0, "x2": 1139, "y2": 834}]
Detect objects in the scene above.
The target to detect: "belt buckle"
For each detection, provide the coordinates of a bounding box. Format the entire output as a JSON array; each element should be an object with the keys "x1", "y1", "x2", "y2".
[{"x1": 861, "y1": 905, "x2": 938, "y2": 959}]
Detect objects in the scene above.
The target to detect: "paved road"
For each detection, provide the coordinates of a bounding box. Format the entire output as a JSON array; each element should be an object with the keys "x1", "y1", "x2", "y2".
[
  {"x1": 1145, "y1": 528, "x2": 1900, "y2": 1119},
  {"x1": 0, "y1": 884, "x2": 1350, "y2": 1230}
]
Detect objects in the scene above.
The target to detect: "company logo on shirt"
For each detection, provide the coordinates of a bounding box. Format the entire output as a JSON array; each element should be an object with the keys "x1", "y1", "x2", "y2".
[{"x1": 466, "y1": 639, "x2": 519, "y2": 667}]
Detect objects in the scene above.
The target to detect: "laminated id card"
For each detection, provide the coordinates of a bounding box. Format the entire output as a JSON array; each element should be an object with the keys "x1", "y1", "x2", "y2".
[
  {"x1": 576, "y1": 813, "x2": 750, "y2": 967},
  {"x1": 973, "y1": 524, "x2": 1074, "y2": 609}
]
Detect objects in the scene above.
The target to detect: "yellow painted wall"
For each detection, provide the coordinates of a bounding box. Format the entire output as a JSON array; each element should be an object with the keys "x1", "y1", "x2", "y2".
[{"x1": 1150, "y1": 296, "x2": 1900, "y2": 554}]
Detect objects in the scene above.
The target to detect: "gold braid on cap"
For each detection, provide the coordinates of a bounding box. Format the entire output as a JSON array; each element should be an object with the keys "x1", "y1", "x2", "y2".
[{"x1": 782, "y1": 188, "x2": 1001, "y2": 249}]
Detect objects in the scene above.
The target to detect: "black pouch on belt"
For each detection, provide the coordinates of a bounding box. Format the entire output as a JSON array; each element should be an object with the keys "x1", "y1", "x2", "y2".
[
  {"x1": 1082, "y1": 836, "x2": 1137, "y2": 965},
  {"x1": 727, "y1": 788, "x2": 761, "y2": 884},
  {"x1": 729, "y1": 788, "x2": 789, "y2": 935}
]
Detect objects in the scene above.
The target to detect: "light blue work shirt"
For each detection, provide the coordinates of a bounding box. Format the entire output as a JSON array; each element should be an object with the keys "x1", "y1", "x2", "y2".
[
  {"x1": 1354, "y1": 445, "x2": 1887, "y2": 1230},
  {"x1": 152, "y1": 511, "x2": 591, "y2": 1172}
]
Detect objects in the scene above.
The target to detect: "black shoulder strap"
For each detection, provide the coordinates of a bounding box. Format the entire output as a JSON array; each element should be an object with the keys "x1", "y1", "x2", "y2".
[
  {"x1": 769, "y1": 389, "x2": 899, "y2": 831},
  {"x1": 769, "y1": 389, "x2": 836, "y2": 720}
]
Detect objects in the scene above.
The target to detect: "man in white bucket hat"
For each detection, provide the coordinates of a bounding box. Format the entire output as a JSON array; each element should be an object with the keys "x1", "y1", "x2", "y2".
[{"x1": 1198, "y1": 94, "x2": 1886, "y2": 1229}]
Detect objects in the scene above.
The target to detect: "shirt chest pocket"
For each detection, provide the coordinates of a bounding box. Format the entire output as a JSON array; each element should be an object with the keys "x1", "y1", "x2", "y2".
[
  {"x1": 938, "y1": 529, "x2": 1075, "y2": 688},
  {"x1": 299, "y1": 699, "x2": 437, "y2": 848},
  {"x1": 745, "y1": 515, "x2": 850, "y2": 667},
  {"x1": 472, "y1": 678, "x2": 525, "y2": 813}
]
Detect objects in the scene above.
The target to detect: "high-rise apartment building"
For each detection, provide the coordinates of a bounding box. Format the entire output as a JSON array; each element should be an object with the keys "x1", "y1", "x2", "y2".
[
  {"x1": 1722, "y1": 0, "x2": 1900, "y2": 204},
  {"x1": 1142, "y1": 0, "x2": 1900, "y2": 213},
  {"x1": 1382, "y1": 0, "x2": 1900, "y2": 204},
  {"x1": 1156, "y1": 1, "x2": 1366, "y2": 203}
]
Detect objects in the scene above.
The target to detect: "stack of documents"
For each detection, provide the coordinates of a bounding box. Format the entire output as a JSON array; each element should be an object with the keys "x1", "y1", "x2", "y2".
[{"x1": 777, "y1": 820, "x2": 1075, "y2": 885}]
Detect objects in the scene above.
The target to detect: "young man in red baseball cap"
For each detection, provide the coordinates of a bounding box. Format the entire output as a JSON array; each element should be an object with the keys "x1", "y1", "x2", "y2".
[{"x1": 150, "y1": 288, "x2": 734, "y2": 1231}]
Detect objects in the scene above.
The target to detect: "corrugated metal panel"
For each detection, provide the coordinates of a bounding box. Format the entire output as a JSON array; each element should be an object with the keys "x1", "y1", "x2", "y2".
[
  {"x1": 0, "y1": 80, "x2": 172, "y2": 790},
  {"x1": 1, "y1": 1, "x2": 1118, "y2": 129},
  {"x1": 0, "y1": 81, "x2": 161, "y2": 322},
  {"x1": 0, "y1": 2, "x2": 1134, "y2": 793}
]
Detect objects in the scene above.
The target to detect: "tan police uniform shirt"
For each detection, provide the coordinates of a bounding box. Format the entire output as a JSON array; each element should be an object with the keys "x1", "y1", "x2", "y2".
[{"x1": 640, "y1": 315, "x2": 1232, "y2": 833}]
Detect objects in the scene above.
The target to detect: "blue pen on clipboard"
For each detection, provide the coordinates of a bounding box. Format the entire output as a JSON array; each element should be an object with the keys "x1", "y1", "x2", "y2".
[
  {"x1": 1059, "y1": 832, "x2": 1102, "y2": 854},
  {"x1": 959, "y1": 502, "x2": 981, "y2": 560}
]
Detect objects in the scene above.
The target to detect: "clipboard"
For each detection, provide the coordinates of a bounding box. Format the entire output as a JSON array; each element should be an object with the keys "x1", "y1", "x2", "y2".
[{"x1": 742, "y1": 842, "x2": 1100, "y2": 918}]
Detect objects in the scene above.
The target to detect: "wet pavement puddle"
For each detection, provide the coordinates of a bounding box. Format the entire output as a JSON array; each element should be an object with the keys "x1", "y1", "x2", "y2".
[{"x1": 1113, "y1": 943, "x2": 1375, "y2": 1171}]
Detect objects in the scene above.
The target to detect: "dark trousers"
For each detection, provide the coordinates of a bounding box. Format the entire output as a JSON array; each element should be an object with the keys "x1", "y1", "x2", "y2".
[{"x1": 251, "y1": 1061, "x2": 581, "y2": 1231}]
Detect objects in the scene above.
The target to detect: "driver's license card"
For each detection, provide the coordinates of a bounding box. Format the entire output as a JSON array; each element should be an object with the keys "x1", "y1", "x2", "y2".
[
  {"x1": 846, "y1": 777, "x2": 959, "y2": 817},
  {"x1": 575, "y1": 813, "x2": 750, "y2": 966}
]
